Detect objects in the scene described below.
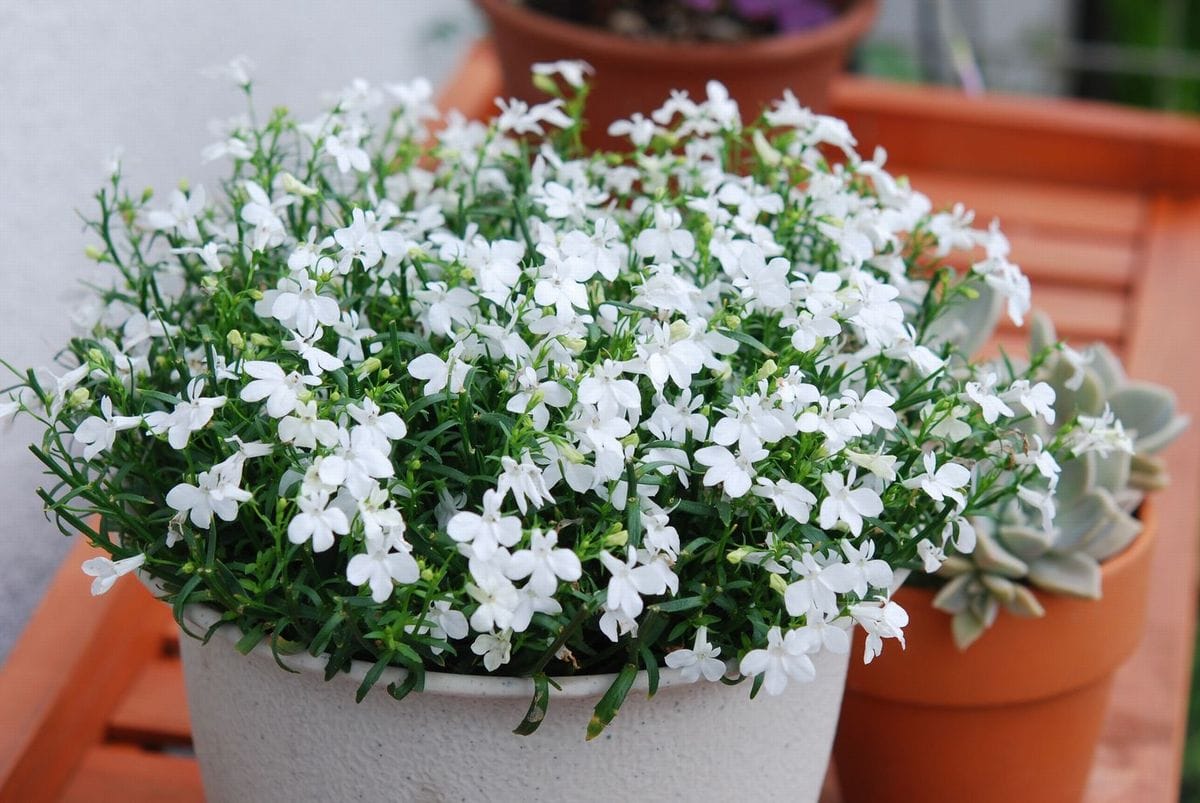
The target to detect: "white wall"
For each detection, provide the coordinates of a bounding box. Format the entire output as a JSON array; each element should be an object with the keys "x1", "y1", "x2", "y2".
[{"x1": 0, "y1": 0, "x2": 477, "y2": 662}]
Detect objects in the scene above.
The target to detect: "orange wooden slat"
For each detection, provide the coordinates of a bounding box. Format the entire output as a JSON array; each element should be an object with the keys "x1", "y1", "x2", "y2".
[
  {"x1": 996, "y1": 283, "x2": 1129, "y2": 345},
  {"x1": 832, "y1": 76, "x2": 1200, "y2": 193},
  {"x1": 1084, "y1": 197, "x2": 1200, "y2": 803},
  {"x1": 937, "y1": 227, "x2": 1138, "y2": 290},
  {"x1": 59, "y1": 746, "x2": 202, "y2": 803},
  {"x1": 905, "y1": 168, "x2": 1148, "y2": 239},
  {"x1": 108, "y1": 657, "x2": 192, "y2": 746},
  {"x1": 0, "y1": 540, "x2": 173, "y2": 802}
]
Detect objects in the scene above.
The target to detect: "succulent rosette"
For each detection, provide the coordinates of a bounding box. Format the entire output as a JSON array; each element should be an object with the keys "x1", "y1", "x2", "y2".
[{"x1": 1, "y1": 59, "x2": 1074, "y2": 731}]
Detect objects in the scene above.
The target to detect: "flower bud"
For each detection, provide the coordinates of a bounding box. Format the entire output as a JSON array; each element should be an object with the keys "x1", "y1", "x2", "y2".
[
  {"x1": 558, "y1": 442, "x2": 585, "y2": 464},
  {"x1": 668, "y1": 319, "x2": 692, "y2": 342},
  {"x1": 620, "y1": 432, "x2": 640, "y2": 449},
  {"x1": 752, "y1": 129, "x2": 782, "y2": 167},
  {"x1": 755, "y1": 359, "x2": 778, "y2": 381},
  {"x1": 69, "y1": 387, "x2": 91, "y2": 407},
  {"x1": 531, "y1": 73, "x2": 561, "y2": 97},
  {"x1": 279, "y1": 172, "x2": 318, "y2": 197},
  {"x1": 226, "y1": 329, "x2": 245, "y2": 350},
  {"x1": 357, "y1": 356, "x2": 382, "y2": 379},
  {"x1": 726, "y1": 545, "x2": 753, "y2": 565},
  {"x1": 248, "y1": 289, "x2": 264, "y2": 301},
  {"x1": 603, "y1": 528, "x2": 629, "y2": 548},
  {"x1": 379, "y1": 367, "x2": 391, "y2": 380},
  {"x1": 563, "y1": 336, "x2": 586, "y2": 354},
  {"x1": 249, "y1": 333, "x2": 273, "y2": 348},
  {"x1": 768, "y1": 573, "x2": 788, "y2": 595},
  {"x1": 84, "y1": 245, "x2": 105, "y2": 262}
]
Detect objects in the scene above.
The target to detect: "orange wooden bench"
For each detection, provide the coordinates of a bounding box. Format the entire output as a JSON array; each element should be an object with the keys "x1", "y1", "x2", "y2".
[{"x1": 3, "y1": 40, "x2": 1199, "y2": 802}]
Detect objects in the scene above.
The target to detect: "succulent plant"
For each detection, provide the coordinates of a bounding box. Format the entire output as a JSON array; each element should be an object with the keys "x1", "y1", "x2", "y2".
[{"x1": 932, "y1": 313, "x2": 1188, "y2": 648}]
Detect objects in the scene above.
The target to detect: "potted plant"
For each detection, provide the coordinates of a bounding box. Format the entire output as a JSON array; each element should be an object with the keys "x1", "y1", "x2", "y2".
[
  {"x1": 475, "y1": 0, "x2": 879, "y2": 145},
  {"x1": 834, "y1": 314, "x2": 1188, "y2": 803},
  {"x1": 2, "y1": 61, "x2": 1072, "y2": 801}
]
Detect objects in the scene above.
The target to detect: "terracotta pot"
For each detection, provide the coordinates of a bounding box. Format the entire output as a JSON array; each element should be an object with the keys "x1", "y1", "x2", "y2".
[
  {"x1": 171, "y1": 599, "x2": 850, "y2": 802},
  {"x1": 475, "y1": 0, "x2": 878, "y2": 147},
  {"x1": 833, "y1": 505, "x2": 1157, "y2": 803}
]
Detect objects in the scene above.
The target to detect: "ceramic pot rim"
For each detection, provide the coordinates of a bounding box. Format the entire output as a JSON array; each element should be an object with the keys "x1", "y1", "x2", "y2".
[
  {"x1": 474, "y1": 0, "x2": 880, "y2": 67},
  {"x1": 154, "y1": 593, "x2": 723, "y2": 700}
]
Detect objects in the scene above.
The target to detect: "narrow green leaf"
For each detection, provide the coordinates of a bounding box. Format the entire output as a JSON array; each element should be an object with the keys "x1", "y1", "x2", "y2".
[
  {"x1": 356, "y1": 654, "x2": 392, "y2": 703},
  {"x1": 586, "y1": 662, "x2": 638, "y2": 740},
  {"x1": 512, "y1": 672, "x2": 551, "y2": 735}
]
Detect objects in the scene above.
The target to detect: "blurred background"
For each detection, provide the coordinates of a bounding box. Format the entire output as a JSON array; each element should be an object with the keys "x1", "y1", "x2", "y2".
[{"x1": 1, "y1": 0, "x2": 1198, "y2": 793}]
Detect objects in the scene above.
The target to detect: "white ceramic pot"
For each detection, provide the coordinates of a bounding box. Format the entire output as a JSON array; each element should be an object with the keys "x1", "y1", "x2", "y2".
[{"x1": 178, "y1": 602, "x2": 849, "y2": 803}]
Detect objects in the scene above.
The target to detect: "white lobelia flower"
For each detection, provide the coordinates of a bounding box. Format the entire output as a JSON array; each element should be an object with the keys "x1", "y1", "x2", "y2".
[
  {"x1": 466, "y1": 573, "x2": 520, "y2": 633},
  {"x1": 447, "y1": 489, "x2": 522, "y2": 559},
  {"x1": 410, "y1": 600, "x2": 470, "y2": 655},
  {"x1": 496, "y1": 451, "x2": 553, "y2": 515},
  {"x1": 630, "y1": 321, "x2": 707, "y2": 391},
  {"x1": 1072, "y1": 405, "x2": 1134, "y2": 458},
  {"x1": 346, "y1": 397, "x2": 407, "y2": 451},
  {"x1": 902, "y1": 451, "x2": 972, "y2": 510},
  {"x1": 635, "y1": 204, "x2": 695, "y2": 263},
  {"x1": 917, "y1": 538, "x2": 947, "y2": 572},
  {"x1": 664, "y1": 625, "x2": 727, "y2": 683},
  {"x1": 166, "y1": 467, "x2": 252, "y2": 529},
  {"x1": 964, "y1": 372, "x2": 1014, "y2": 424},
  {"x1": 408, "y1": 348, "x2": 471, "y2": 397},
  {"x1": 346, "y1": 539, "x2": 419, "y2": 603},
  {"x1": 1010, "y1": 380, "x2": 1057, "y2": 425},
  {"x1": 850, "y1": 600, "x2": 909, "y2": 664},
  {"x1": 288, "y1": 491, "x2": 350, "y2": 552},
  {"x1": 608, "y1": 113, "x2": 657, "y2": 148},
  {"x1": 143, "y1": 378, "x2": 227, "y2": 450},
  {"x1": 508, "y1": 583, "x2": 563, "y2": 633},
  {"x1": 783, "y1": 551, "x2": 858, "y2": 619},
  {"x1": 599, "y1": 547, "x2": 663, "y2": 620},
  {"x1": 144, "y1": 185, "x2": 206, "y2": 242},
  {"x1": 818, "y1": 468, "x2": 884, "y2": 536},
  {"x1": 738, "y1": 625, "x2": 820, "y2": 695},
  {"x1": 578, "y1": 359, "x2": 642, "y2": 421},
  {"x1": 241, "y1": 180, "x2": 294, "y2": 252},
  {"x1": 73, "y1": 396, "x2": 141, "y2": 460},
  {"x1": 752, "y1": 477, "x2": 817, "y2": 523},
  {"x1": 695, "y1": 443, "x2": 767, "y2": 499},
  {"x1": 277, "y1": 400, "x2": 341, "y2": 450},
  {"x1": 471, "y1": 630, "x2": 514, "y2": 672},
  {"x1": 839, "y1": 540, "x2": 894, "y2": 597},
  {"x1": 318, "y1": 428, "x2": 395, "y2": 500},
  {"x1": 504, "y1": 527, "x2": 582, "y2": 597},
  {"x1": 239, "y1": 361, "x2": 321, "y2": 418},
  {"x1": 531, "y1": 59, "x2": 593, "y2": 88},
  {"x1": 465, "y1": 236, "x2": 525, "y2": 302},
  {"x1": 323, "y1": 130, "x2": 370, "y2": 174},
  {"x1": 257, "y1": 274, "x2": 341, "y2": 338},
  {"x1": 506, "y1": 366, "x2": 571, "y2": 431},
  {"x1": 282, "y1": 329, "x2": 344, "y2": 376},
  {"x1": 81, "y1": 553, "x2": 146, "y2": 596}
]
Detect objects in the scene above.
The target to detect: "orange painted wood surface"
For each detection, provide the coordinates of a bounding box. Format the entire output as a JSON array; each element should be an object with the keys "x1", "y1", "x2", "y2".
[{"x1": 2, "y1": 39, "x2": 1199, "y2": 802}]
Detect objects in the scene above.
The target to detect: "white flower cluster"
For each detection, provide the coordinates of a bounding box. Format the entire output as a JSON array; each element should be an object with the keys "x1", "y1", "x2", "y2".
[{"x1": 3, "y1": 60, "x2": 1068, "y2": 717}]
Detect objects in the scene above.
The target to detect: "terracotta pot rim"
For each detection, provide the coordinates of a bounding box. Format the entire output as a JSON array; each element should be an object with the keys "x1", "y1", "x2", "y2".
[{"x1": 474, "y1": 0, "x2": 879, "y2": 67}]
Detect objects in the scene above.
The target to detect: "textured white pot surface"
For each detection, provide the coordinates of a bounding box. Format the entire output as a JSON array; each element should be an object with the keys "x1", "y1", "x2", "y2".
[{"x1": 178, "y1": 603, "x2": 849, "y2": 803}]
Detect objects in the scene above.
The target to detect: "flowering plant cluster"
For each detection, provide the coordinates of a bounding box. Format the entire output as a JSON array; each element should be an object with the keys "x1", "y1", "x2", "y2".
[{"x1": 3, "y1": 60, "x2": 1073, "y2": 733}]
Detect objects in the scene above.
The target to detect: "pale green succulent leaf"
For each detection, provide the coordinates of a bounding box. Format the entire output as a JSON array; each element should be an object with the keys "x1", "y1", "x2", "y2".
[
  {"x1": 932, "y1": 573, "x2": 974, "y2": 614},
  {"x1": 1028, "y1": 552, "x2": 1102, "y2": 598},
  {"x1": 997, "y1": 524, "x2": 1053, "y2": 562},
  {"x1": 1108, "y1": 382, "x2": 1187, "y2": 455},
  {"x1": 973, "y1": 528, "x2": 1030, "y2": 577},
  {"x1": 1005, "y1": 583, "x2": 1045, "y2": 618}
]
